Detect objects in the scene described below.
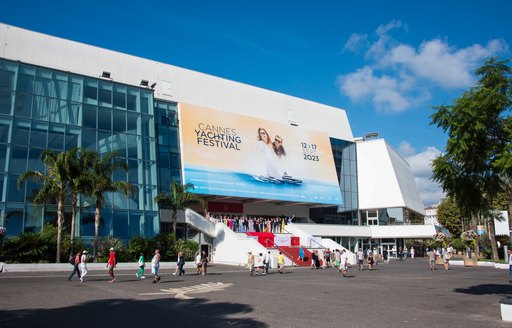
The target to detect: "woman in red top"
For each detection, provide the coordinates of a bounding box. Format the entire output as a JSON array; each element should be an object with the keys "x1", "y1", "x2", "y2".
[{"x1": 107, "y1": 247, "x2": 116, "y2": 283}]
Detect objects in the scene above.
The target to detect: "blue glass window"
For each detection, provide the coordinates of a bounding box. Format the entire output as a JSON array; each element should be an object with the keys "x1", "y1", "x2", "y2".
[
  {"x1": 113, "y1": 211, "x2": 128, "y2": 238},
  {"x1": 98, "y1": 107, "x2": 111, "y2": 131},
  {"x1": 129, "y1": 212, "x2": 144, "y2": 237},
  {"x1": 5, "y1": 205, "x2": 24, "y2": 236},
  {"x1": 7, "y1": 173, "x2": 24, "y2": 202},
  {"x1": 99, "y1": 209, "x2": 112, "y2": 236}
]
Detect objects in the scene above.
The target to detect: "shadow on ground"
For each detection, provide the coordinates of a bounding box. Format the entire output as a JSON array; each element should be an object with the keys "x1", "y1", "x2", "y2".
[
  {"x1": 454, "y1": 284, "x2": 512, "y2": 295},
  {"x1": 0, "y1": 297, "x2": 266, "y2": 328}
]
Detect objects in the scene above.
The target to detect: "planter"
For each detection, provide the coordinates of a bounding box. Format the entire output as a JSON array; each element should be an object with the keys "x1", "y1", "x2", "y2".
[
  {"x1": 463, "y1": 257, "x2": 478, "y2": 267},
  {"x1": 500, "y1": 298, "x2": 512, "y2": 322}
]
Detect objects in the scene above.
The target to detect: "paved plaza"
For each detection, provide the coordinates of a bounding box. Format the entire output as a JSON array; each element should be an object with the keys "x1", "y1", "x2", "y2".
[{"x1": 0, "y1": 258, "x2": 511, "y2": 327}]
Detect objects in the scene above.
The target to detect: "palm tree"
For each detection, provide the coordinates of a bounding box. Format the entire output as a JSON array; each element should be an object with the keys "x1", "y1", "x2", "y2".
[
  {"x1": 66, "y1": 148, "x2": 96, "y2": 256},
  {"x1": 85, "y1": 151, "x2": 134, "y2": 262},
  {"x1": 155, "y1": 181, "x2": 204, "y2": 235},
  {"x1": 18, "y1": 150, "x2": 70, "y2": 263}
]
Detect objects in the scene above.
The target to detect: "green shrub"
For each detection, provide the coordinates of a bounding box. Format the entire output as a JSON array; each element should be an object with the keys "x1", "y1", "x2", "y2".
[
  {"x1": 175, "y1": 239, "x2": 199, "y2": 261},
  {"x1": 450, "y1": 238, "x2": 464, "y2": 253},
  {"x1": 1, "y1": 232, "x2": 49, "y2": 263},
  {"x1": 97, "y1": 236, "x2": 124, "y2": 262},
  {"x1": 153, "y1": 233, "x2": 176, "y2": 261},
  {"x1": 126, "y1": 236, "x2": 157, "y2": 261}
]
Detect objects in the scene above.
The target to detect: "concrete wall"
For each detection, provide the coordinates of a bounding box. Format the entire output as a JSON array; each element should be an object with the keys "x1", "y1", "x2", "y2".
[
  {"x1": 293, "y1": 222, "x2": 436, "y2": 239},
  {"x1": 0, "y1": 23, "x2": 353, "y2": 141},
  {"x1": 212, "y1": 222, "x2": 267, "y2": 266}
]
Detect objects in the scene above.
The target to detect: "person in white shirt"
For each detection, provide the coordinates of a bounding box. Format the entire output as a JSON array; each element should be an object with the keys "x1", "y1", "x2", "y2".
[
  {"x1": 255, "y1": 253, "x2": 265, "y2": 275},
  {"x1": 264, "y1": 251, "x2": 271, "y2": 274},
  {"x1": 443, "y1": 245, "x2": 453, "y2": 270},
  {"x1": 79, "y1": 250, "x2": 88, "y2": 282},
  {"x1": 356, "y1": 249, "x2": 364, "y2": 271},
  {"x1": 195, "y1": 251, "x2": 202, "y2": 275},
  {"x1": 339, "y1": 250, "x2": 348, "y2": 278}
]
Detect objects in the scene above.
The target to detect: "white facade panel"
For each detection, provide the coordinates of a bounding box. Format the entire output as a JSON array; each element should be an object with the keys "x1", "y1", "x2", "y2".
[
  {"x1": 386, "y1": 144, "x2": 425, "y2": 214},
  {"x1": 0, "y1": 23, "x2": 353, "y2": 141},
  {"x1": 293, "y1": 223, "x2": 436, "y2": 239},
  {"x1": 357, "y1": 139, "x2": 425, "y2": 215},
  {"x1": 357, "y1": 139, "x2": 404, "y2": 209}
]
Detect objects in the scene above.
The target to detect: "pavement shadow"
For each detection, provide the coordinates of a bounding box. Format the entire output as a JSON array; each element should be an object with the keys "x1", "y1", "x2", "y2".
[
  {"x1": 453, "y1": 284, "x2": 512, "y2": 295},
  {"x1": 0, "y1": 297, "x2": 267, "y2": 328}
]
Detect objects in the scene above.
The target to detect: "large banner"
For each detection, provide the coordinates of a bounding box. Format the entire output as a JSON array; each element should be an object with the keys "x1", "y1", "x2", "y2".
[{"x1": 180, "y1": 103, "x2": 343, "y2": 205}]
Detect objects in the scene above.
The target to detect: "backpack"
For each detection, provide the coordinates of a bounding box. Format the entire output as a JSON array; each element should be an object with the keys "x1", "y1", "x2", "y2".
[{"x1": 69, "y1": 256, "x2": 75, "y2": 265}]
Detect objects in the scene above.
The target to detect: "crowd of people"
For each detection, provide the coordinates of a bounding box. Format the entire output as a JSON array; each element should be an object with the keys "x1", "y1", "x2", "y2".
[
  {"x1": 426, "y1": 245, "x2": 454, "y2": 271},
  {"x1": 67, "y1": 243, "x2": 472, "y2": 284},
  {"x1": 246, "y1": 250, "x2": 286, "y2": 276},
  {"x1": 209, "y1": 214, "x2": 291, "y2": 234},
  {"x1": 245, "y1": 248, "x2": 353, "y2": 278},
  {"x1": 67, "y1": 248, "x2": 210, "y2": 284}
]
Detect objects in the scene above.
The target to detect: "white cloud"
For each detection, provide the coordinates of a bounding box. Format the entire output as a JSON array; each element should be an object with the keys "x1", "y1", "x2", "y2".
[
  {"x1": 343, "y1": 33, "x2": 368, "y2": 53},
  {"x1": 382, "y1": 38, "x2": 509, "y2": 89},
  {"x1": 404, "y1": 146, "x2": 446, "y2": 206},
  {"x1": 338, "y1": 21, "x2": 509, "y2": 112},
  {"x1": 398, "y1": 141, "x2": 415, "y2": 156},
  {"x1": 337, "y1": 67, "x2": 416, "y2": 112},
  {"x1": 375, "y1": 20, "x2": 407, "y2": 36}
]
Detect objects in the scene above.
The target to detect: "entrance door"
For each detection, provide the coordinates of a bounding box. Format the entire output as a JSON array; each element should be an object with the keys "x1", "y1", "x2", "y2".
[{"x1": 201, "y1": 244, "x2": 212, "y2": 262}]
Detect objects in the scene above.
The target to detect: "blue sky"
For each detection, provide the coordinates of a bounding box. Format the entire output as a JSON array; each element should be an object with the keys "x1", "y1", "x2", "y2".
[{"x1": 1, "y1": 1, "x2": 511, "y2": 206}]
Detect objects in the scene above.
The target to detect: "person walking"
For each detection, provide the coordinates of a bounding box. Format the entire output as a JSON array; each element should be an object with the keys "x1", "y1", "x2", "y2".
[
  {"x1": 255, "y1": 253, "x2": 265, "y2": 275},
  {"x1": 277, "y1": 251, "x2": 285, "y2": 274},
  {"x1": 340, "y1": 249, "x2": 348, "y2": 278},
  {"x1": 264, "y1": 251, "x2": 271, "y2": 274},
  {"x1": 68, "y1": 251, "x2": 81, "y2": 281},
  {"x1": 247, "y1": 251, "x2": 255, "y2": 276},
  {"x1": 297, "y1": 246, "x2": 305, "y2": 262},
  {"x1": 79, "y1": 250, "x2": 88, "y2": 282},
  {"x1": 356, "y1": 248, "x2": 364, "y2": 271},
  {"x1": 151, "y1": 249, "x2": 161, "y2": 284},
  {"x1": 410, "y1": 246, "x2": 415, "y2": 259},
  {"x1": 311, "y1": 250, "x2": 317, "y2": 269},
  {"x1": 177, "y1": 252, "x2": 185, "y2": 276},
  {"x1": 367, "y1": 252, "x2": 374, "y2": 271},
  {"x1": 443, "y1": 245, "x2": 453, "y2": 270},
  {"x1": 334, "y1": 249, "x2": 341, "y2": 271},
  {"x1": 107, "y1": 247, "x2": 117, "y2": 283},
  {"x1": 427, "y1": 248, "x2": 436, "y2": 271},
  {"x1": 324, "y1": 248, "x2": 331, "y2": 268},
  {"x1": 136, "y1": 252, "x2": 145, "y2": 279},
  {"x1": 200, "y1": 250, "x2": 208, "y2": 276},
  {"x1": 195, "y1": 251, "x2": 202, "y2": 275}
]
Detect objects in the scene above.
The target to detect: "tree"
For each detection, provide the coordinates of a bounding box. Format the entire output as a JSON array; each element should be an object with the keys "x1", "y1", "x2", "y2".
[
  {"x1": 436, "y1": 197, "x2": 464, "y2": 238},
  {"x1": 85, "y1": 151, "x2": 134, "y2": 262},
  {"x1": 430, "y1": 57, "x2": 512, "y2": 261},
  {"x1": 65, "y1": 148, "x2": 95, "y2": 257},
  {"x1": 18, "y1": 150, "x2": 71, "y2": 263},
  {"x1": 155, "y1": 181, "x2": 204, "y2": 235}
]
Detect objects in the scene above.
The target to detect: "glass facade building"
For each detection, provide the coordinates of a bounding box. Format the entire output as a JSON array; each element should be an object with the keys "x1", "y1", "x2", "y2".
[
  {"x1": 310, "y1": 138, "x2": 359, "y2": 225},
  {"x1": 0, "y1": 59, "x2": 160, "y2": 239}
]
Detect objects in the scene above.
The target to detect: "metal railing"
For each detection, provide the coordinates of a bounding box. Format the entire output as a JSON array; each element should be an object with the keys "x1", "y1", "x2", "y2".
[{"x1": 263, "y1": 238, "x2": 296, "y2": 266}]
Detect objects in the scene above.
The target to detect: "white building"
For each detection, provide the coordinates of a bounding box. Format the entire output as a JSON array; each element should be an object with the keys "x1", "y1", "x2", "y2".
[
  {"x1": 0, "y1": 23, "x2": 431, "y2": 264},
  {"x1": 424, "y1": 204, "x2": 440, "y2": 225}
]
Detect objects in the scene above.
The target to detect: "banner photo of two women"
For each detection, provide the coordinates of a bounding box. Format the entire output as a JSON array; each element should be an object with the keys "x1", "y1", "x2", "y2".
[{"x1": 179, "y1": 103, "x2": 342, "y2": 205}]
